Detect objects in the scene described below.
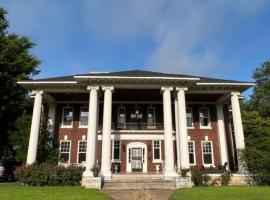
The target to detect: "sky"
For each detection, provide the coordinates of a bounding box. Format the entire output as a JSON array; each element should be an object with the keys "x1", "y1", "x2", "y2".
[{"x1": 1, "y1": 0, "x2": 270, "y2": 97}]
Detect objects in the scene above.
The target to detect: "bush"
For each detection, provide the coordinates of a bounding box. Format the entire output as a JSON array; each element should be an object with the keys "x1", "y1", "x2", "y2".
[
  {"x1": 191, "y1": 169, "x2": 211, "y2": 186},
  {"x1": 14, "y1": 163, "x2": 84, "y2": 186},
  {"x1": 181, "y1": 168, "x2": 190, "y2": 177},
  {"x1": 220, "y1": 171, "x2": 232, "y2": 186}
]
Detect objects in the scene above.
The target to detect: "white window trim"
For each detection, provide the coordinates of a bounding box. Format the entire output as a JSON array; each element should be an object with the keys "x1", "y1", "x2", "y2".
[
  {"x1": 152, "y1": 140, "x2": 162, "y2": 163},
  {"x1": 188, "y1": 141, "x2": 196, "y2": 166},
  {"x1": 186, "y1": 107, "x2": 194, "y2": 129},
  {"x1": 77, "y1": 140, "x2": 87, "y2": 164},
  {"x1": 112, "y1": 140, "x2": 121, "y2": 163},
  {"x1": 117, "y1": 105, "x2": 126, "y2": 129},
  {"x1": 147, "y1": 105, "x2": 156, "y2": 129},
  {"x1": 199, "y1": 107, "x2": 212, "y2": 129},
  {"x1": 201, "y1": 141, "x2": 215, "y2": 167},
  {"x1": 78, "y1": 107, "x2": 89, "y2": 128},
  {"x1": 61, "y1": 106, "x2": 73, "y2": 128},
  {"x1": 59, "y1": 140, "x2": 71, "y2": 163}
]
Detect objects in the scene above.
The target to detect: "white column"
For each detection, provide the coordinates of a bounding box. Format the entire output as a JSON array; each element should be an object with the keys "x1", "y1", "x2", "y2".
[
  {"x1": 161, "y1": 87, "x2": 177, "y2": 177},
  {"x1": 48, "y1": 103, "x2": 56, "y2": 138},
  {"x1": 100, "y1": 86, "x2": 114, "y2": 179},
  {"x1": 216, "y1": 104, "x2": 229, "y2": 169},
  {"x1": 83, "y1": 86, "x2": 99, "y2": 178},
  {"x1": 176, "y1": 87, "x2": 190, "y2": 170},
  {"x1": 26, "y1": 91, "x2": 43, "y2": 165},
  {"x1": 231, "y1": 92, "x2": 245, "y2": 172},
  {"x1": 174, "y1": 95, "x2": 181, "y2": 172}
]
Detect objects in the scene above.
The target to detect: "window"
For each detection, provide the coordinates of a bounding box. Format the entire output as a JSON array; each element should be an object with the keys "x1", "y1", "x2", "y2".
[
  {"x1": 59, "y1": 141, "x2": 71, "y2": 163},
  {"x1": 188, "y1": 141, "x2": 196, "y2": 165},
  {"x1": 117, "y1": 106, "x2": 126, "y2": 129},
  {"x1": 147, "y1": 106, "x2": 156, "y2": 128},
  {"x1": 79, "y1": 107, "x2": 88, "y2": 127},
  {"x1": 202, "y1": 141, "x2": 214, "y2": 166},
  {"x1": 77, "y1": 140, "x2": 87, "y2": 163},
  {"x1": 199, "y1": 108, "x2": 211, "y2": 127},
  {"x1": 112, "y1": 140, "x2": 121, "y2": 161},
  {"x1": 152, "y1": 140, "x2": 161, "y2": 162},
  {"x1": 186, "y1": 108, "x2": 193, "y2": 127},
  {"x1": 62, "y1": 107, "x2": 73, "y2": 127}
]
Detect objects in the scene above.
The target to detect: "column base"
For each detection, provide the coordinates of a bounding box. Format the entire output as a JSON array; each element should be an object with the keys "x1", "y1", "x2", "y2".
[
  {"x1": 82, "y1": 177, "x2": 102, "y2": 190},
  {"x1": 99, "y1": 170, "x2": 112, "y2": 180},
  {"x1": 164, "y1": 170, "x2": 178, "y2": 179},
  {"x1": 83, "y1": 169, "x2": 94, "y2": 178}
]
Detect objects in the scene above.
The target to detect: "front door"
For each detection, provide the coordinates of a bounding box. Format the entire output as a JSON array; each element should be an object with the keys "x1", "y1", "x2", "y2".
[
  {"x1": 126, "y1": 142, "x2": 147, "y2": 173},
  {"x1": 131, "y1": 148, "x2": 143, "y2": 172}
]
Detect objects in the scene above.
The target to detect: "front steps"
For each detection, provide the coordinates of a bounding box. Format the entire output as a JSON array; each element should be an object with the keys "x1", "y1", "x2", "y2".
[{"x1": 101, "y1": 174, "x2": 192, "y2": 190}]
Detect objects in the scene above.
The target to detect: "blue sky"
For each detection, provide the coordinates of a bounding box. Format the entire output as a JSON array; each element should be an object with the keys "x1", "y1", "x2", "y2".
[{"x1": 1, "y1": 0, "x2": 270, "y2": 96}]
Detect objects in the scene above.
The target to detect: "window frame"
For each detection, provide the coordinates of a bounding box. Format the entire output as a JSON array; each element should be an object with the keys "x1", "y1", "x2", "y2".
[
  {"x1": 188, "y1": 141, "x2": 196, "y2": 165},
  {"x1": 61, "y1": 106, "x2": 74, "y2": 128},
  {"x1": 201, "y1": 141, "x2": 214, "y2": 167},
  {"x1": 199, "y1": 107, "x2": 211, "y2": 129},
  {"x1": 152, "y1": 140, "x2": 162, "y2": 163},
  {"x1": 117, "y1": 105, "x2": 126, "y2": 129},
  {"x1": 186, "y1": 107, "x2": 194, "y2": 128},
  {"x1": 77, "y1": 140, "x2": 87, "y2": 164},
  {"x1": 59, "y1": 140, "x2": 71, "y2": 163},
  {"x1": 112, "y1": 140, "x2": 121, "y2": 163},
  {"x1": 147, "y1": 105, "x2": 156, "y2": 129},
  {"x1": 79, "y1": 107, "x2": 89, "y2": 128}
]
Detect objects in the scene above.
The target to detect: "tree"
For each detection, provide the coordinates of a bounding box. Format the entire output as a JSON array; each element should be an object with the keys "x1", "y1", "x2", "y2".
[{"x1": 0, "y1": 8, "x2": 40, "y2": 158}]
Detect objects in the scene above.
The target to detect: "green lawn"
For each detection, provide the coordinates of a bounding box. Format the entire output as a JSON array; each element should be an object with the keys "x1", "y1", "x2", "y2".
[
  {"x1": 0, "y1": 183, "x2": 111, "y2": 200},
  {"x1": 171, "y1": 186, "x2": 270, "y2": 200}
]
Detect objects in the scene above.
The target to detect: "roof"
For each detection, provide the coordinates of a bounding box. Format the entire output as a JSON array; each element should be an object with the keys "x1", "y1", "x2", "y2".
[{"x1": 19, "y1": 70, "x2": 253, "y2": 84}]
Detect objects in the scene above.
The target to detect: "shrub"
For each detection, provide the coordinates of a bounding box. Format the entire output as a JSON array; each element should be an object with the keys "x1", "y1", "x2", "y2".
[
  {"x1": 181, "y1": 168, "x2": 190, "y2": 177},
  {"x1": 91, "y1": 164, "x2": 100, "y2": 177},
  {"x1": 191, "y1": 169, "x2": 211, "y2": 186},
  {"x1": 14, "y1": 163, "x2": 84, "y2": 186},
  {"x1": 220, "y1": 171, "x2": 232, "y2": 186}
]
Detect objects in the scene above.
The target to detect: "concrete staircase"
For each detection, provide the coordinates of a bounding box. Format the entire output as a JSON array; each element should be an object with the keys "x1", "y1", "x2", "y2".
[{"x1": 102, "y1": 174, "x2": 177, "y2": 190}]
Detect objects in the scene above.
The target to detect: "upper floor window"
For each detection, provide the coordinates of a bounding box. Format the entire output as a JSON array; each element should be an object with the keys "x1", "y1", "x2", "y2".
[
  {"x1": 77, "y1": 140, "x2": 87, "y2": 163},
  {"x1": 62, "y1": 107, "x2": 73, "y2": 127},
  {"x1": 202, "y1": 141, "x2": 214, "y2": 166},
  {"x1": 112, "y1": 140, "x2": 121, "y2": 162},
  {"x1": 152, "y1": 140, "x2": 161, "y2": 162},
  {"x1": 186, "y1": 108, "x2": 193, "y2": 127},
  {"x1": 147, "y1": 106, "x2": 156, "y2": 128},
  {"x1": 199, "y1": 107, "x2": 211, "y2": 128},
  {"x1": 59, "y1": 140, "x2": 71, "y2": 163},
  {"x1": 188, "y1": 141, "x2": 196, "y2": 165},
  {"x1": 79, "y1": 107, "x2": 88, "y2": 127},
  {"x1": 117, "y1": 106, "x2": 126, "y2": 129}
]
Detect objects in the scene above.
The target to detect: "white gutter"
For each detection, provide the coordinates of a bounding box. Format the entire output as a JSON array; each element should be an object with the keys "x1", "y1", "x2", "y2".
[
  {"x1": 197, "y1": 82, "x2": 254, "y2": 86},
  {"x1": 73, "y1": 75, "x2": 200, "y2": 81},
  {"x1": 17, "y1": 81, "x2": 77, "y2": 84}
]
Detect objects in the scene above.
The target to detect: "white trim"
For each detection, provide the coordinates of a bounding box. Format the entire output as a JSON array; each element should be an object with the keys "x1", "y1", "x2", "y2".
[
  {"x1": 74, "y1": 75, "x2": 200, "y2": 81},
  {"x1": 18, "y1": 81, "x2": 77, "y2": 84},
  {"x1": 201, "y1": 141, "x2": 215, "y2": 167},
  {"x1": 197, "y1": 82, "x2": 254, "y2": 86},
  {"x1": 112, "y1": 140, "x2": 121, "y2": 163},
  {"x1": 78, "y1": 107, "x2": 89, "y2": 128},
  {"x1": 59, "y1": 140, "x2": 71, "y2": 163},
  {"x1": 61, "y1": 106, "x2": 74, "y2": 128},
  {"x1": 111, "y1": 130, "x2": 168, "y2": 133},
  {"x1": 152, "y1": 140, "x2": 162, "y2": 163},
  {"x1": 97, "y1": 134, "x2": 174, "y2": 140},
  {"x1": 188, "y1": 141, "x2": 196, "y2": 166},
  {"x1": 199, "y1": 107, "x2": 211, "y2": 129},
  {"x1": 77, "y1": 140, "x2": 87, "y2": 164}
]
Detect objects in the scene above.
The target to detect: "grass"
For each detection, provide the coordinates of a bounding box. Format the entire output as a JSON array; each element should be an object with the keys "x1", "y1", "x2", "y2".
[
  {"x1": 171, "y1": 186, "x2": 270, "y2": 200},
  {"x1": 0, "y1": 183, "x2": 111, "y2": 200}
]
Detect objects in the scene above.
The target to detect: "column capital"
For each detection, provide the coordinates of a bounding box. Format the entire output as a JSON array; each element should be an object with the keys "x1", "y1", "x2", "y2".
[
  {"x1": 161, "y1": 86, "x2": 173, "y2": 92},
  {"x1": 175, "y1": 87, "x2": 188, "y2": 91},
  {"x1": 32, "y1": 90, "x2": 43, "y2": 95},
  {"x1": 231, "y1": 91, "x2": 240, "y2": 96},
  {"x1": 87, "y1": 86, "x2": 99, "y2": 91},
  {"x1": 102, "y1": 86, "x2": 114, "y2": 91}
]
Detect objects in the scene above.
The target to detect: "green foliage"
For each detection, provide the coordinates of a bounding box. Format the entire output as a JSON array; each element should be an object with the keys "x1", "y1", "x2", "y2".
[
  {"x1": 220, "y1": 171, "x2": 232, "y2": 186},
  {"x1": 191, "y1": 169, "x2": 211, "y2": 186},
  {"x1": 91, "y1": 164, "x2": 101, "y2": 177},
  {"x1": 181, "y1": 168, "x2": 190, "y2": 177},
  {"x1": 0, "y1": 7, "x2": 40, "y2": 158},
  {"x1": 14, "y1": 163, "x2": 85, "y2": 186}
]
